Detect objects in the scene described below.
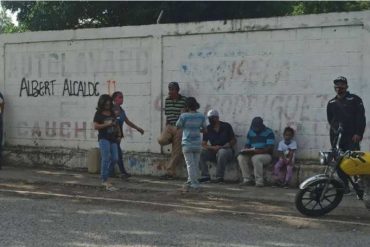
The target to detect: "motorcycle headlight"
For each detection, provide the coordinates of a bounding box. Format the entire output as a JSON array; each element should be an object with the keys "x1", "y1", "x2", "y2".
[{"x1": 319, "y1": 152, "x2": 330, "y2": 165}]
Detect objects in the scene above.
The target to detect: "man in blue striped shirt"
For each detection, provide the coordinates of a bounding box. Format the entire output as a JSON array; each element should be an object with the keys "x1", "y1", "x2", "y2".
[{"x1": 237, "y1": 117, "x2": 275, "y2": 187}]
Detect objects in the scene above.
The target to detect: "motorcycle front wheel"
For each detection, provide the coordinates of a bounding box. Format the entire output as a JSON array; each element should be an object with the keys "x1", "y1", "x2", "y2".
[{"x1": 295, "y1": 179, "x2": 344, "y2": 217}]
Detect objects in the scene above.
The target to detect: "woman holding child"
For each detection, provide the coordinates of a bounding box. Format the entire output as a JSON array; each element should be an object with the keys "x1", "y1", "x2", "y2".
[{"x1": 93, "y1": 94, "x2": 121, "y2": 191}]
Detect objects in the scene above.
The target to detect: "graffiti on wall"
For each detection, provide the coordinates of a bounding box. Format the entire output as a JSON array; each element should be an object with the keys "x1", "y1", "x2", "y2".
[
  {"x1": 173, "y1": 42, "x2": 337, "y2": 155},
  {"x1": 19, "y1": 78, "x2": 126, "y2": 97},
  {"x1": 6, "y1": 43, "x2": 152, "y2": 149},
  {"x1": 201, "y1": 93, "x2": 330, "y2": 134},
  {"x1": 180, "y1": 44, "x2": 290, "y2": 91},
  {"x1": 15, "y1": 120, "x2": 139, "y2": 141},
  {"x1": 17, "y1": 121, "x2": 97, "y2": 139},
  {"x1": 62, "y1": 79, "x2": 100, "y2": 96},
  {"x1": 106, "y1": 80, "x2": 116, "y2": 95},
  {"x1": 19, "y1": 77, "x2": 100, "y2": 97},
  {"x1": 7, "y1": 49, "x2": 150, "y2": 79}
]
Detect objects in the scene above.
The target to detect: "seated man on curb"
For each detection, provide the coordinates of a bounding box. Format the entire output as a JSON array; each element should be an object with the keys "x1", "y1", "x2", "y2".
[
  {"x1": 237, "y1": 117, "x2": 275, "y2": 187},
  {"x1": 199, "y1": 109, "x2": 236, "y2": 183}
]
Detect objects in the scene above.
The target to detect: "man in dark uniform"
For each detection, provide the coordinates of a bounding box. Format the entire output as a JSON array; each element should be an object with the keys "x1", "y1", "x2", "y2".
[{"x1": 327, "y1": 76, "x2": 366, "y2": 193}]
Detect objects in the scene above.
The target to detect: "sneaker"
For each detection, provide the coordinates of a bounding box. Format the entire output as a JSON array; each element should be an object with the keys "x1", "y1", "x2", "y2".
[
  {"x1": 119, "y1": 173, "x2": 131, "y2": 179},
  {"x1": 106, "y1": 185, "x2": 118, "y2": 191},
  {"x1": 240, "y1": 180, "x2": 255, "y2": 186},
  {"x1": 198, "y1": 176, "x2": 211, "y2": 183},
  {"x1": 102, "y1": 182, "x2": 118, "y2": 191},
  {"x1": 123, "y1": 172, "x2": 132, "y2": 178},
  {"x1": 211, "y1": 177, "x2": 224, "y2": 183},
  {"x1": 180, "y1": 183, "x2": 190, "y2": 192},
  {"x1": 282, "y1": 182, "x2": 289, "y2": 189},
  {"x1": 101, "y1": 182, "x2": 110, "y2": 187}
]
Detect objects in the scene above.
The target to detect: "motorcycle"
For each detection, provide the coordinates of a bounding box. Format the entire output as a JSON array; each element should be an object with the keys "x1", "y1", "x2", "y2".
[{"x1": 295, "y1": 126, "x2": 370, "y2": 217}]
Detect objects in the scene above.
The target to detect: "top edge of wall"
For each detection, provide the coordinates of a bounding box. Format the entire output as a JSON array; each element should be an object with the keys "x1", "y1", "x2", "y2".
[{"x1": 0, "y1": 10, "x2": 369, "y2": 44}]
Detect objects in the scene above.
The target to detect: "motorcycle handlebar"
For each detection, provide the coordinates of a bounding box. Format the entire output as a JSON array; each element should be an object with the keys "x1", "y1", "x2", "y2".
[
  {"x1": 358, "y1": 156, "x2": 366, "y2": 163},
  {"x1": 348, "y1": 151, "x2": 366, "y2": 163}
]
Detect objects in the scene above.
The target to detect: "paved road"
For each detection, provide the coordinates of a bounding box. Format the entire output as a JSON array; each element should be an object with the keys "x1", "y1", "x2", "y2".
[{"x1": 1, "y1": 181, "x2": 370, "y2": 247}]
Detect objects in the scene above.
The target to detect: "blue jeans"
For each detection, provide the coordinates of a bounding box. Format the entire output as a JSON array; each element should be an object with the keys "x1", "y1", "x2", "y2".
[
  {"x1": 183, "y1": 149, "x2": 201, "y2": 188},
  {"x1": 110, "y1": 141, "x2": 127, "y2": 175},
  {"x1": 99, "y1": 139, "x2": 118, "y2": 182}
]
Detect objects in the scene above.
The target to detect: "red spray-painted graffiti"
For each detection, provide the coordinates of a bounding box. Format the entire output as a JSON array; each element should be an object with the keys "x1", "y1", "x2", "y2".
[{"x1": 106, "y1": 80, "x2": 116, "y2": 95}]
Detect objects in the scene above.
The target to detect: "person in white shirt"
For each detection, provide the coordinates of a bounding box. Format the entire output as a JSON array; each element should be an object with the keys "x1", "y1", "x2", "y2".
[{"x1": 273, "y1": 127, "x2": 297, "y2": 188}]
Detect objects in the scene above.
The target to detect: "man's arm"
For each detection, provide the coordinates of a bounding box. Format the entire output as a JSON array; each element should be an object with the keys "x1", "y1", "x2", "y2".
[
  {"x1": 0, "y1": 94, "x2": 4, "y2": 114},
  {"x1": 202, "y1": 140, "x2": 221, "y2": 151},
  {"x1": 327, "y1": 102, "x2": 334, "y2": 127},
  {"x1": 354, "y1": 96, "x2": 366, "y2": 138},
  {"x1": 222, "y1": 137, "x2": 236, "y2": 148},
  {"x1": 164, "y1": 98, "x2": 170, "y2": 125},
  {"x1": 224, "y1": 123, "x2": 236, "y2": 148}
]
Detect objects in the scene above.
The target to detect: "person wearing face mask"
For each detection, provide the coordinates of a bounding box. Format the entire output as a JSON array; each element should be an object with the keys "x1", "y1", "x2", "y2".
[
  {"x1": 238, "y1": 117, "x2": 275, "y2": 187},
  {"x1": 327, "y1": 76, "x2": 366, "y2": 193},
  {"x1": 198, "y1": 109, "x2": 236, "y2": 183}
]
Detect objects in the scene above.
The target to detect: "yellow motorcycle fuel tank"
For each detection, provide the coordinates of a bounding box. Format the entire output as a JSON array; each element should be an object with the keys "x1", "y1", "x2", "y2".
[{"x1": 340, "y1": 152, "x2": 370, "y2": 176}]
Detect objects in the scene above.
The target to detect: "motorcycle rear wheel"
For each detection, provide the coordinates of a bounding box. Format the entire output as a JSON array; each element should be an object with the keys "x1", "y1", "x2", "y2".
[{"x1": 295, "y1": 179, "x2": 344, "y2": 217}]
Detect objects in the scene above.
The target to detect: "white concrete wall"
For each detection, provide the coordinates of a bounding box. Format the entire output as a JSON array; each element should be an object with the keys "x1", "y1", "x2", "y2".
[
  {"x1": 2, "y1": 37, "x2": 156, "y2": 152},
  {"x1": 1, "y1": 11, "x2": 370, "y2": 169}
]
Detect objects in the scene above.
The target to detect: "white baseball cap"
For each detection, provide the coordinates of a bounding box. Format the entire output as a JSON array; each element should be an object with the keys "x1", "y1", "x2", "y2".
[{"x1": 207, "y1": 109, "x2": 219, "y2": 117}]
